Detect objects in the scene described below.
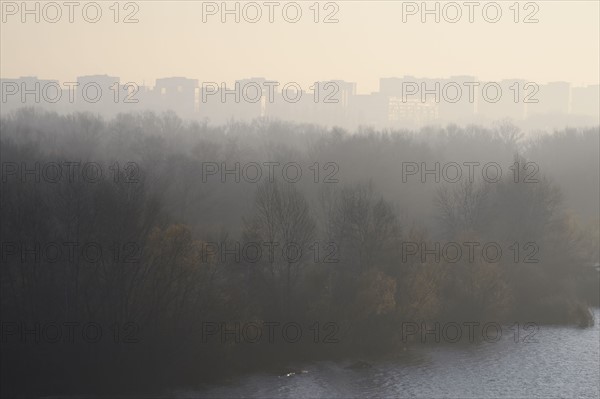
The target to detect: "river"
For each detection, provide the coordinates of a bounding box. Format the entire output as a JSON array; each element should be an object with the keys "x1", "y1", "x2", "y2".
[{"x1": 177, "y1": 308, "x2": 600, "y2": 398}]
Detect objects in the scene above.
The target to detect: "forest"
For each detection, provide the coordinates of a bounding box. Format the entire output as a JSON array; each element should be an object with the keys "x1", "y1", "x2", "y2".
[{"x1": 1, "y1": 108, "x2": 598, "y2": 396}]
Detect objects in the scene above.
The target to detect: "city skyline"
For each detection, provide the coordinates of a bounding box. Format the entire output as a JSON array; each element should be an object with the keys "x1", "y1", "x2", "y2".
[{"x1": 2, "y1": 72, "x2": 598, "y2": 131}]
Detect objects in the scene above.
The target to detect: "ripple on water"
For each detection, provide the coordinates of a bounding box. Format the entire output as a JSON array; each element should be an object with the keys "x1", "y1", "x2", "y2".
[{"x1": 185, "y1": 309, "x2": 600, "y2": 399}]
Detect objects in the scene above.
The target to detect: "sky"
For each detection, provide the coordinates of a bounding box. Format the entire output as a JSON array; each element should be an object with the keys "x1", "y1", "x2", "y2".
[{"x1": 1, "y1": 0, "x2": 599, "y2": 94}]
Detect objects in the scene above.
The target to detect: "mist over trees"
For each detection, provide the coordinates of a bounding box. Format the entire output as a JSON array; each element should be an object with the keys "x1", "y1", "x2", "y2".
[{"x1": 1, "y1": 108, "x2": 598, "y2": 396}]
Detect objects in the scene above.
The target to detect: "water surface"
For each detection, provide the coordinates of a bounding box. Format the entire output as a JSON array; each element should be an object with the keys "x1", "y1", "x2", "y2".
[{"x1": 180, "y1": 309, "x2": 600, "y2": 398}]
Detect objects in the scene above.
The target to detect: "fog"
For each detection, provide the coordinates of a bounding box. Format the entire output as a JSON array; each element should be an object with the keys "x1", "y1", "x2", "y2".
[
  {"x1": 1, "y1": 108, "x2": 598, "y2": 396},
  {"x1": 1, "y1": 1, "x2": 599, "y2": 397}
]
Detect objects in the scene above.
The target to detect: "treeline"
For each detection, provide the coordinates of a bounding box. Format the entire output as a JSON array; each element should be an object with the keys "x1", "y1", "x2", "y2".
[{"x1": 1, "y1": 108, "x2": 598, "y2": 396}]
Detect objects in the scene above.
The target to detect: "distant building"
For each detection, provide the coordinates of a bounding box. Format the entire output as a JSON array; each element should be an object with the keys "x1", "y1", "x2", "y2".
[
  {"x1": 388, "y1": 97, "x2": 437, "y2": 127},
  {"x1": 311, "y1": 80, "x2": 356, "y2": 127},
  {"x1": 571, "y1": 84, "x2": 600, "y2": 118},
  {"x1": 349, "y1": 92, "x2": 389, "y2": 128},
  {"x1": 527, "y1": 81, "x2": 571, "y2": 117},
  {"x1": 1, "y1": 73, "x2": 598, "y2": 130},
  {"x1": 154, "y1": 77, "x2": 198, "y2": 117},
  {"x1": 198, "y1": 77, "x2": 271, "y2": 123},
  {"x1": 477, "y1": 79, "x2": 527, "y2": 122},
  {"x1": 235, "y1": 77, "x2": 269, "y2": 120},
  {"x1": 76, "y1": 75, "x2": 121, "y2": 115},
  {"x1": 438, "y1": 75, "x2": 477, "y2": 124},
  {"x1": 1, "y1": 76, "x2": 65, "y2": 114}
]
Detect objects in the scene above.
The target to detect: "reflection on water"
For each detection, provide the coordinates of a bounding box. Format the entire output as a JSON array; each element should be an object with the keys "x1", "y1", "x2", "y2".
[{"x1": 180, "y1": 309, "x2": 600, "y2": 398}]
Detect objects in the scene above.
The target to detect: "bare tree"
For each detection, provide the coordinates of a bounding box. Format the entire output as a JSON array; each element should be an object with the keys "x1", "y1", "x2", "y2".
[{"x1": 244, "y1": 179, "x2": 316, "y2": 315}]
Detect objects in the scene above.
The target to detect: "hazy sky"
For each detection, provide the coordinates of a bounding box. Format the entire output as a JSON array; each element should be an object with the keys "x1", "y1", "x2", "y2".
[{"x1": 1, "y1": 0, "x2": 599, "y2": 93}]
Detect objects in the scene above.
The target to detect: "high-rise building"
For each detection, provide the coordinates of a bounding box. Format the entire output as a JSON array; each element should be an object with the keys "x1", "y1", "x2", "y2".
[{"x1": 154, "y1": 77, "x2": 198, "y2": 117}]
